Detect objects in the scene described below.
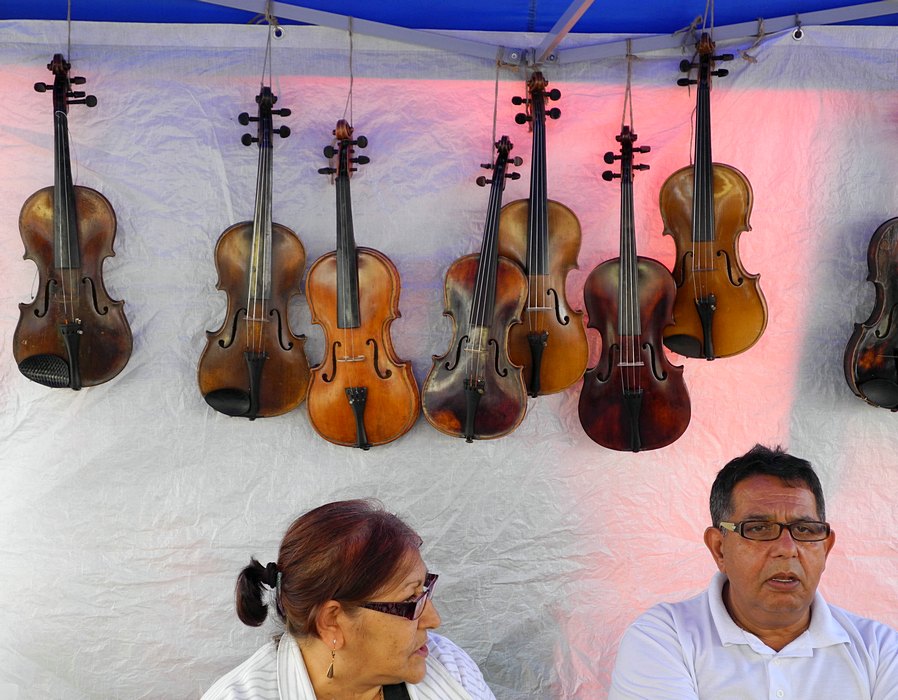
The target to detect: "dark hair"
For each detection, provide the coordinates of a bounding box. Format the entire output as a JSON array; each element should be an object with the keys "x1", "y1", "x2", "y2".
[
  {"x1": 709, "y1": 444, "x2": 826, "y2": 526},
  {"x1": 235, "y1": 499, "x2": 422, "y2": 637}
]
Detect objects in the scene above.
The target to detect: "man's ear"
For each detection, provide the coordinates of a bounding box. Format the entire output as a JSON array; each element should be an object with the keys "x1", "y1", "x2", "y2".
[{"x1": 704, "y1": 526, "x2": 726, "y2": 572}]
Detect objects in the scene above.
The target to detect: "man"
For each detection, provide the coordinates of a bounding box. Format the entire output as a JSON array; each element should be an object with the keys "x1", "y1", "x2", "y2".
[{"x1": 609, "y1": 445, "x2": 898, "y2": 699}]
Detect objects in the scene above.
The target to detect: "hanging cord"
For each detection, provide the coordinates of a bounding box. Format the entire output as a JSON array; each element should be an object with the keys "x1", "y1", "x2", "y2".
[
  {"x1": 342, "y1": 17, "x2": 354, "y2": 123},
  {"x1": 674, "y1": 15, "x2": 703, "y2": 53},
  {"x1": 740, "y1": 18, "x2": 767, "y2": 63},
  {"x1": 620, "y1": 40, "x2": 637, "y2": 132},
  {"x1": 259, "y1": 0, "x2": 280, "y2": 88},
  {"x1": 489, "y1": 48, "x2": 502, "y2": 157},
  {"x1": 66, "y1": 0, "x2": 72, "y2": 58},
  {"x1": 702, "y1": 0, "x2": 715, "y2": 35}
]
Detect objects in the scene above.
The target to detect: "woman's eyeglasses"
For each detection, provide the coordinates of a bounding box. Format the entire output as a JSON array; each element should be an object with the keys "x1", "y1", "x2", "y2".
[{"x1": 360, "y1": 573, "x2": 438, "y2": 620}]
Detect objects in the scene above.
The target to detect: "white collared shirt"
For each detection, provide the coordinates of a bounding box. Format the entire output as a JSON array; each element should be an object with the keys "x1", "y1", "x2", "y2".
[
  {"x1": 609, "y1": 572, "x2": 898, "y2": 699},
  {"x1": 202, "y1": 631, "x2": 495, "y2": 700}
]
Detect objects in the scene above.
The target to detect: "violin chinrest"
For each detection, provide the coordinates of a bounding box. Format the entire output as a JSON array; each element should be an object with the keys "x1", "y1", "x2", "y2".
[
  {"x1": 203, "y1": 388, "x2": 253, "y2": 417},
  {"x1": 662, "y1": 333, "x2": 704, "y2": 359},
  {"x1": 18, "y1": 353, "x2": 71, "y2": 388},
  {"x1": 857, "y1": 378, "x2": 898, "y2": 409}
]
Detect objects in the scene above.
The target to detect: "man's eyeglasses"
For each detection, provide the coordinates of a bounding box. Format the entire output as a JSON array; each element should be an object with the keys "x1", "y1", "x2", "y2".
[
  {"x1": 360, "y1": 572, "x2": 438, "y2": 621},
  {"x1": 719, "y1": 520, "x2": 831, "y2": 542}
]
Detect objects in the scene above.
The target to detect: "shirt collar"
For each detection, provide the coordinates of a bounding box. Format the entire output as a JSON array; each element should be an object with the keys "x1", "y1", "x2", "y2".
[{"x1": 708, "y1": 572, "x2": 851, "y2": 655}]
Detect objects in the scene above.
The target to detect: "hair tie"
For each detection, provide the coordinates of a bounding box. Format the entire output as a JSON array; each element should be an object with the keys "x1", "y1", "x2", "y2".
[{"x1": 262, "y1": 561, "x2": 280, "y2": 589}]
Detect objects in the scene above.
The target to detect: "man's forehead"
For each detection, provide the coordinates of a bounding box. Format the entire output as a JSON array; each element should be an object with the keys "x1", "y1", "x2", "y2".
[{"x1": 730, "y1": 474, "x2": 818, "y2": 515}]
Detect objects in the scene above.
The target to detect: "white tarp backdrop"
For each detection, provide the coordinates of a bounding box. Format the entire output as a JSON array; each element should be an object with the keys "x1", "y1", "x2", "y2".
[{"x1": 0, "y1": 18, "x2": 897, "y2": 700}]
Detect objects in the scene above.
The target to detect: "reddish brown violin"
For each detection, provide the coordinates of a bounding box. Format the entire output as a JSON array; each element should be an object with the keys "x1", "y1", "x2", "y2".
[
  {"x1": 198, "y1": 86, "x2": 309, "y2": 419},
  {"x1": 14, "y1": 54, "x2": 132, "y2": 389},
  {"x1": 660, "y1": 34, "x2": 767, "y2": 360},
  {"x1": 422, "y1": 135, "x2": 528, "y2": 442},
  {"x1": 305, "y1": 120, "x2": 420, "y2": 449},
  {"x1": 498, "y1": 71, "x2": 588, "y2": 396},
  {"x1": 844, "y1": 218, "x2": 898, "y2": 410},
  {"x1": 579, "y1": 127, "x2": 690, "y2": 451}
]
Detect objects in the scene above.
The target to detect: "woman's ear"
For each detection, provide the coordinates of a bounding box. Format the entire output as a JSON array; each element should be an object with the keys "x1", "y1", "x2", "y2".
[{"x1": 314, "y1": 600, "x2": 345, "y2": 647}]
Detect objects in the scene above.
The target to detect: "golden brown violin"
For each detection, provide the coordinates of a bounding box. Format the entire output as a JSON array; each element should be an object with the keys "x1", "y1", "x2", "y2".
[
  {"x1": 197, "y1": 86, "x2": 309, "y2": 419},
  {"x1": 578, "y1": 126, "x2": 690, "y2": 451},
  {"x1": 305, "y1": 120, "x2": 420, "y2": 449},
  {"x1": 844, "y1": 218, "x2": 898, "y2": 410},
  {"x1": 14, "y1": 54, "x2": 132, "y2": 389},
  {"x1": 498, "y1": 71, "x2": 588, "y2": 396},
  {"x1": 660, "y1": 34, "x2": 767, "y2": 360},
  {"x1": 422, "y1": 135, "x2": 528, "y2": 442}
]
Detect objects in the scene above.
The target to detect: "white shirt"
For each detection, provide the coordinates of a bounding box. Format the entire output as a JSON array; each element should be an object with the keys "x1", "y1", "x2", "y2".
[
  {"x1": 202, "y1": 631, "x2": 495, "y2": 700},
  {"x1": 610, "y1": 572, "x2": 898, "y2": 700}
]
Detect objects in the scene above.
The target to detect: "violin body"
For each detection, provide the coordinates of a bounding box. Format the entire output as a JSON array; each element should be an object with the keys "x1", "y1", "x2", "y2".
[
  {"x1": 197, "y1": 221, "x2": 309, "y2": 417},
  {"x1": 844, "y1": 217, "x2": 898, "y2": 410},
  {"x1": 197, "y1": 86, "x2": 309, "y2": 419},
  {"x1": 15, "y1": 185, "x2": 131, "y2": 388},
  {"x1": 660, "y1": 162, "x2": 767, "y2": 358},
  {"x1": 306, "y1": 120, "x2": 419, "y2": 448},
  {"x1": 579, "y1": 257, "x2": 690, "y2": 451},
  {"x1": 661, "y1": 34, "x2": 767, "y2": 361},
  {"x1": 498, "y1": 198, "x2": 589, "y2": 393},
  {"x1": 498, "y1": 71, "x2": 588, "y2": 396},
  {"x1": 14, "y1": 54, "x2": 131, "y2": 390}
]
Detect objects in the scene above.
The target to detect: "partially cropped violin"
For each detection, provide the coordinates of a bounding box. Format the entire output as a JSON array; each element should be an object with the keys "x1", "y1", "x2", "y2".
[
  {"x1": 660, "y1": 34, "x2": 767, "y2": 360},
  {"x1": 422, "y1": 135, "x2": 528, "y2": 442},
  {"x1": 306, "y1": 120, "x2": 420, "y2": 449},
  {"x1": 579, "y1": 127, "x2": 690, "y2": 451},
  {"x1": 14, "y1": 54, "x2": 132, "y2": 389},
  {"x1": 197, "y1": 86, "x2": 310, "y2": 419},
  {"x1": 498, "y1": 71, "x2": 588, "y2": 396},
  {"x1": 844, "y1": 218, "x2": 898, "y2": 410}
]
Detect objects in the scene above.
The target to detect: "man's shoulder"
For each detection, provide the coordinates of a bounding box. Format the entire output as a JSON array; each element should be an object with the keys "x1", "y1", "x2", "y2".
[{"x1": 825, "y1": 601, "x2": 898, "y2": 647}]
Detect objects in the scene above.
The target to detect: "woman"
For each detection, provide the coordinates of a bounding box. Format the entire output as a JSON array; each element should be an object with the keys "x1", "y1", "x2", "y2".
[{"x1": 203, "y1": 499, "x2": 496, "y2": 700}]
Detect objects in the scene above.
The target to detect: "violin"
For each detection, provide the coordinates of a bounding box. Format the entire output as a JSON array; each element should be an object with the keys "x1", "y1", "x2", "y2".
[
  {"x1": 422, "y1": 135, "x2": 528, "y2": 442},
  {"x1": 660, "y1": 34, "x2": 767, "y2": 360},
  {"x1": 844, "y1": 218, "x2": 898, "y2": 410},
  {"x1": 498, "y1": 71, "x2": 589, "y2": 396},
  {"x1": 305, "y1": 120, "x2": 420, "y2": 449},
  {"x1": 197, "y1": 86, "x2": 310, "y2": 419},
  {"x1": 578, "y1": 127, "x2": 691, "y2": 451},
  {"x1": 14, "y1": 54, "x2": 131, "y2": 390}
]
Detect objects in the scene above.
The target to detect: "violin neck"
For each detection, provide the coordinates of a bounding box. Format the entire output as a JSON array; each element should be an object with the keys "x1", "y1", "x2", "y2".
[
  {"x1": 250, "y1": 136, "x2": 274, "y2": 302},
  {"x1": 692, "y1": 65, "x2": 716, "y2": 244},
  {"x1": 471, "y1": 156, "x2": 509, "y2": 327},
  {"x1": 618, "y1": 158, "x2": 641, "y2": 336},
  {"x1": 53, "y1": 109, "x2": 81, "y2": 269},
  {"x1": 527, "y1": 98, "x2": 550, "y2": 276},
  {"x1": 335, "y1": 172, "x2": 361, "y2": 328}
]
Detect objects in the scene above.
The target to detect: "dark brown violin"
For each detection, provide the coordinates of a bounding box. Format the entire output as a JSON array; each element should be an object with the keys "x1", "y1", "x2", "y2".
[
  {"x1": 844, "y1": 218, "x2": 898, "y2": 410},
  {"x1": 422, "y1": 135, "x2": 528, "y2": 442},
  {"x1": 660, "y1": 34, "x2": 767, "y2": 360},
  {"x1": 498, "y1": 71, "x2": 588, "y2": 396},
  {"x1": 197, "y1": 86, "x2": 309, "y2": 419},
  {"x1": 305, "y1": 120, "x2": 420, "y2": 449},
  {"x1": 579, "y1": 127, "x2": 690, "y2": 451},
  {"x1": 14, "y1": 54, "x2": 131, "y2": 389}
]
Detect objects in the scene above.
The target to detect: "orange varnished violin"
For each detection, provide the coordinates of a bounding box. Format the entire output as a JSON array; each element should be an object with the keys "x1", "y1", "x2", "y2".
[
  {"x1": 660, "y1": 34, "x2": 767, "y2": 360},
  {"x1": 844, "y1": 218, "x2": 898, "y2": 410},
  {"x1": 14, "y1": 54, "x2": 132, "y2": 389},
  {"x1": 498, "y1": 71, "x2": 589, "y2": 396},
  {"x1": 422, "y1": 135, "x2": 528, "y2": 441},
  {"x1": 305, "y1": 120, "x2": 420, "y2": 449},
  {"x1": 579, "y1": 126, "x2": 690, "y2": 451},
  {"x1": 197, "y1": 86, "x2": 310, "y2": 419}
]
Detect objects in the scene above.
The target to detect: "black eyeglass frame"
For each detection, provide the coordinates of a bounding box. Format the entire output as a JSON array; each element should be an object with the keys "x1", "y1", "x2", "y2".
[
  {"x1": 719, "y1": 520, "x2": 831, "y2": 542},
  {"x1": 360, "y1": 572, "x2": 438, "y2": 621}
]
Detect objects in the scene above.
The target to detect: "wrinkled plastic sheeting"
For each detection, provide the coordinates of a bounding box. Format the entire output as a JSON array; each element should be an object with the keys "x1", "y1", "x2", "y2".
[{"x1": 0, "y1": 19, "x2": 896, "y2": 700}]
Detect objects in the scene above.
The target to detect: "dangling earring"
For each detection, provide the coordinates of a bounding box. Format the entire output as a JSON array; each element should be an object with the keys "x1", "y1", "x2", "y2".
[{"x1": 326, "y1": 639, "x2": 336, "y2": 679}]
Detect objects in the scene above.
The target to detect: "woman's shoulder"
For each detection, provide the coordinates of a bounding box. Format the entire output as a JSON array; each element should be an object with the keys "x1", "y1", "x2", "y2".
[
  {"x1": 423, "y1": 633, "x2": 496, "y2": 700},
  {"x1": 201, "y1": 640, "x2": 280, "y2": 700}
]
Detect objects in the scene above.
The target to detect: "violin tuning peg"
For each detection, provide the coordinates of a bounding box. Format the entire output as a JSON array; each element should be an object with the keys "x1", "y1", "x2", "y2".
[
  {"x1": 34, "y1": 82, "x2": 50, "y2": 92},
  {"x1": 512, "y1": 156, "x2": 523, "y2": 166},
  {"x1": 547, "y1": 88, "x2": 561, "y2": 101},
  {"x1": 603, "y1": 152, "x2": 617, "y2": 164},
  {"x1": 352, "y1": 156, "x2": 370, "y2": 165},
  {"x1": 514, "y1": 113, "x2": 530, "y2": 125},
  {"x1": 323, "y1": 145, "x2": 337, "y2": 158},
  {"x1": 276, "y1": 126, "x2": 291, "y2": 138},
  {"x1": 241, "y1": 134, "x2": 255, "y2": 146},
  {"x1": 480, "y1": 163, "x2": 492, "y2": 170},
  {"x1": 318, "y1": 166, "x2": 336, "y2": 175},
  {"x1": 638, "y1": 146, "x2": 651, "y2": 153},
  {"x1": 506, "y1": 172, "x2": 521, "y2": 180},
  {"x1": 547, "y1": 107, "x2": 561, "y2": 119},
  {"x1": 714, "y1": 53, "x2": 735, "y2": 62},
  {"x1": 476, "y1": 176, "x2": 490, "y2": 186},
  {"x1": 635, "y1": 164, "x2": 650, "y2": 171},
  {"x1": 602, "y1": 171, "x2": 617, "y2": 181},
  {"x1": 84, "y1": 95, "x2": 97, "y2": 108},
  {"x1": 355, "y1": 135, "x2": 368, "y2": 148},
  {"x1": 238, "y1": 112, "x2": 250, "y2": 125},
  {"x1": 71, "y1": 76, "x2": 86, "y2": 85},
  {"x1": 679, "y1": 59, "x2": 694, "y2": 72},
  {"x1": 677, "y1": 78, "x2": 697, "y2": 87},
  {"x1": 511, "y1": 95, "x2": 525, "y2": 105},
  {"x1": 276, "y1": 108, "x2": 291, "y2": 117},
  {"x1": 713, "y1": 69, "x2": 729, "y2": 78}
]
